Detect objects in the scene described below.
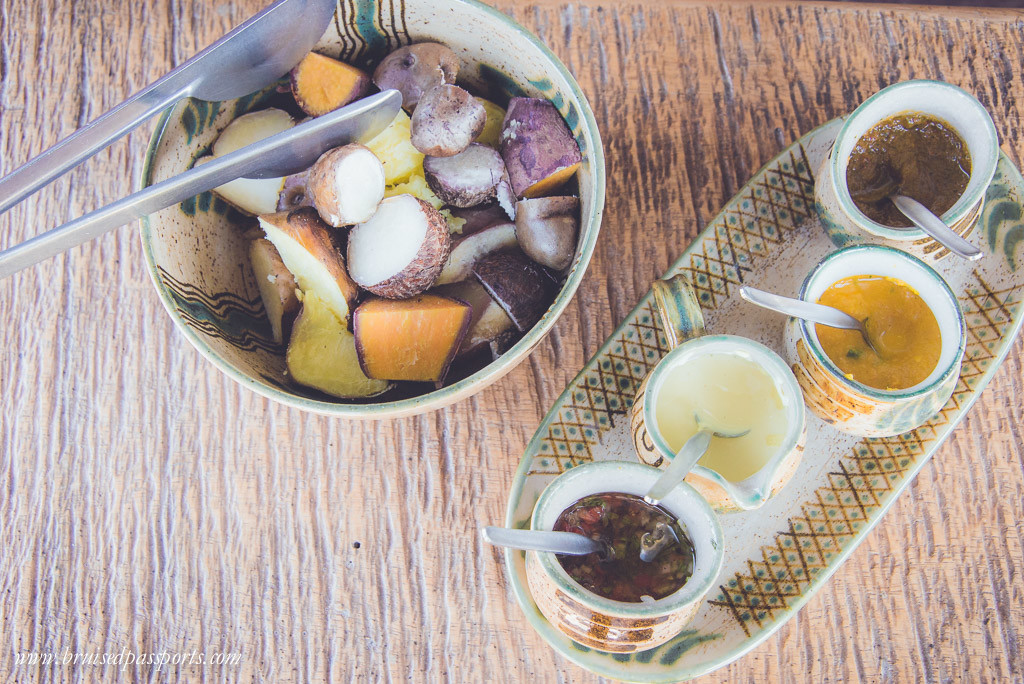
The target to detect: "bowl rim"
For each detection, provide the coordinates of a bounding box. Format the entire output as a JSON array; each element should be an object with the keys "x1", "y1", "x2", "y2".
[
  {"x1": 641, "y1": 334, "x2": 807, "y2": 510},
  {"x1": 529, "y1": 461, "x2": 725, "y2": 619},
  {"x1": 137, "y1": 0, "x2": 606, "y2": 418}
]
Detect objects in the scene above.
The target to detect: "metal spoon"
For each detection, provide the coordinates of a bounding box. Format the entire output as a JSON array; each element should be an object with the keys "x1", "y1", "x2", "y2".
[
  {"x1": 0, "y1": 90, "x2": 402, "y2": 279},
  {"x1": 481, "y1": 526, "x2": 606, "y2": 556},
  {"x1": 644, "y1": 416, "x2": 750, "y2": 506},
  {"x1": 849, "y1": 162, "x2": 982, "y2": 261},
  {"x1": 0, "y1": 0, "x2": 336, "y2": 215},
  {"x1": 890, "y1": 194, "x2": 983, "y2": 261},
  {"x1": 739, "y1": 285, "x2": 878, "y2": 353},
  {"x1": 640, "y1": 414, "x2": 748, "y2": 561}
]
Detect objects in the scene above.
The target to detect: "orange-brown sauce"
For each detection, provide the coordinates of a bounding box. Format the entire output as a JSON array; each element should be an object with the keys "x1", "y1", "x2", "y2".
[{"x1": 815, "y1": 275, "x2": 941, "y2": 390}]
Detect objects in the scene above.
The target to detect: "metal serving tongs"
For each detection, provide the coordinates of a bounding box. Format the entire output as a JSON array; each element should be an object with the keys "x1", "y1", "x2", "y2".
[
  {"x1": 0, "y1": 90, "x2": 402, "y2": 280},
  {"x1": 0, "y1": 0, "x2": 336, "y2": 216}
]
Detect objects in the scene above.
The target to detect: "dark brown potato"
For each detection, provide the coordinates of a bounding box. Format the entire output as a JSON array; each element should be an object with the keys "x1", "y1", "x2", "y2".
[
  {"x1": 449, "y1": 204, "x2": 510, "y2": 236},
  {"x1": 431, "y1": 279, "x2": 515, "y2": 357},
  {"x1": 277, "y1": 171, "x2": 312, "y2": 212},
  {"x1": 423, "y1": 143, "x2": 509, "y2": 208},
  {"x1": 410, "y1": 85, "x2": 486, "y2": 157},
  {"x1": 473, "y1": 248, "x2": 558, "y2": 332},
  {"x1": 372, "y1": 43, "x2": 459, "y2": 111},
  {"x1": 434, "y1": 222, "x2": 518, "y2": 286}
]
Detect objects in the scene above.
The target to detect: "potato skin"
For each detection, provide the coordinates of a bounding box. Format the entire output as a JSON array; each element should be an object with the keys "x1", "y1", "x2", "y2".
[
  {"x1": 410, "y1": 85, "x2": 486, "y2": 157},
  {"x1": 473, "y1": 248, "x2": 558, "y2": 332},
  {"x1": 306, "y1": 143, "x2": 385, "y2": 227},
  {"x1": 259, "y1": 207, "x2": 360, "y2": 322},
  {"x1": 373, "y1": 43, "x2": 459, "y2": 111},
  {"x1": 499, "y1": 97, "x2": 582, "y2": 198},
  {"x1": 277, "y1": 171, "x2": 312, "y2": 212},
  {"x1": 514, "y1": 196, "x2": 580, "y2": 271},
  {"x1": 423, "y1": 143, "x2": 507, "y2": 208}
]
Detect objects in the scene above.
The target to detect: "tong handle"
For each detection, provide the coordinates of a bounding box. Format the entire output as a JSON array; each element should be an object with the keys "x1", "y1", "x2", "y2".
[
  {"x1": 0, "y1": 90, "x2": 402, "y2": 281},
  {"x1": 0, "y1": 80, "x2": 191, "y2": 216}
]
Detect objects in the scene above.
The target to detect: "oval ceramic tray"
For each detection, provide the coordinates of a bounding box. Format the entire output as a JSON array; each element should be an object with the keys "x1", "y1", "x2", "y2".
[{"x1": 503, "y1": 117, "x2": 1024, "y2": 682}]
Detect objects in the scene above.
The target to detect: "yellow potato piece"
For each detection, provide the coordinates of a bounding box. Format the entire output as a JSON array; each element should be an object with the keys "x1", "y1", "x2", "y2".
[
  {"x1": 384, "y1": 172, "x2": 443, "y2": 209},
  {"x1": 364, "y1": 111, "x2": 423, "y2": 185},
  {"x1": 474, "y1": 97, "x2": 506, "y2": 147},
  {"x1": 286, "y1": 292, "x2": 391, "y2": 399}
]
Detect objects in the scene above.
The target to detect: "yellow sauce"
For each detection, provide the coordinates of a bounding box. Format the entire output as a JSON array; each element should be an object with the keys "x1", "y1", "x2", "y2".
[
  {"x1": 655, "y1": 353, "x2": 787, "y2": 482},
  {"x1": 815, "y1": 275, "x2": 941, "y2": 391}
]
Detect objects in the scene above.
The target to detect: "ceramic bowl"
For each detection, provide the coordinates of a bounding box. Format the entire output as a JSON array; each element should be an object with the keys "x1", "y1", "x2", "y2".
[
  {"x1": 815, "y1": 80, "x2": 997, "y2": 262},
  {"x1": 525, "y1": 461, "x2": 724, "y2": 654},
  {"x1": 139, "y1": 0, "x2": 605, "y2": 418},
  {"x1": 784, "y1": 245, "x2": 966, "y2": 437}
]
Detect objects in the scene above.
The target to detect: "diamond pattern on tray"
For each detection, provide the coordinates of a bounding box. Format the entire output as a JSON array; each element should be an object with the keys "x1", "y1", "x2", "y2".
[
  {"x1": 708, "y1": 272, "x2": 1022, "y2": 636},
  {"x1": 680, "y1": 147, "x2": 815, "y2": 308}
]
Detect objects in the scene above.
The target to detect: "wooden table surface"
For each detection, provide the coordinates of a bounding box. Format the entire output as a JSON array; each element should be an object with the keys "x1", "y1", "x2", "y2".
[{"x1": 1, "y1": 0, "x2": 1023, "y2": 681}]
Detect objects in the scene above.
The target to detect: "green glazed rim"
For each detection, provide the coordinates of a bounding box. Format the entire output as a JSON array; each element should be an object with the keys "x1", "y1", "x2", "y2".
[
  {"x1": 530, "y1": 461, "x2": 725, "y2": 619},
  {"x1": 641, "y1": 335, "x2": 806, "y2": 511}
]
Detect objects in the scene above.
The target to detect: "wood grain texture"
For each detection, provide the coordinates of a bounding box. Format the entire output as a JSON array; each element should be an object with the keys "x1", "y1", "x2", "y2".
[{"x1": 1, "y1": 1, "x2": 1022, "y2": 681}]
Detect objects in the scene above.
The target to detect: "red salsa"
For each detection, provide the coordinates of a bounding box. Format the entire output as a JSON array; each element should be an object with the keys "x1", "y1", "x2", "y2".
[{"x1": 552, "y1": 492, "x2": 695, "y2": 602}]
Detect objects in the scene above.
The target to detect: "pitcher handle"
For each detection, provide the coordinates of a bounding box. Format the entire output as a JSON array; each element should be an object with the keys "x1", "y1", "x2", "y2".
[{"x1": 650, "y1": 274, "x2": 705, "y2": 349}]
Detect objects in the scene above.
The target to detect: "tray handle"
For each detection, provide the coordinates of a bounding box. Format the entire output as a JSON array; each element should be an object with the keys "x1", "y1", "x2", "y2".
[{"x1": 651, "y1": 274, "x2": 705, "y2": 350}]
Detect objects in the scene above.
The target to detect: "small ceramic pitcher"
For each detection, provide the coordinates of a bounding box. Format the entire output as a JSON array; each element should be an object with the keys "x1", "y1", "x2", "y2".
[
  {"x1": 815, "y1": 80, "x2": 998, "y2": 263},
  {"x1": 525, "y1": 461, "x2": 724, "y2": 654},
  {"x1": 785, "y1": 245, "x2": 966, "y2": 437},
  {"x1": 630, "y1": 275, "x2": 807, "y2": 513}
]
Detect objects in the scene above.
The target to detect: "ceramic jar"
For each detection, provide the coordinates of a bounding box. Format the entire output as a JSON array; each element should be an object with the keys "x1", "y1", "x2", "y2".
[
  {"x1": 815, "y1": 79, "x2": 998, "y2": 263},
  {"x1": 524, "y1": 461, "x2": 724, "y2": 653},
  {"x1": 629, "y1": 275, "x2": 807, "y2": 513},
  {"x1": 785, "y1": 245, "x2": 966, "y2": 437}
]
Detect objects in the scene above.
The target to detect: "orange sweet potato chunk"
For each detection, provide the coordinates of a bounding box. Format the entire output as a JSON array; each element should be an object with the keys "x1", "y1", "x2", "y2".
[
  {"x1": 353, "y1": 294, "x2": 472, "y2": 382},
  {"x1": 291, "y1": 52, "x2": 371, "y2": 117},
  {"x1": 523, "y1": 162, "x2": 582, "y2": 198}
]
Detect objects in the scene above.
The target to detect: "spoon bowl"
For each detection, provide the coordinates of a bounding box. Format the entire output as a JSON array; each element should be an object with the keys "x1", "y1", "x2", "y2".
[{"x1": 889, "y1": 194, "x2": 983, "y2": 261}]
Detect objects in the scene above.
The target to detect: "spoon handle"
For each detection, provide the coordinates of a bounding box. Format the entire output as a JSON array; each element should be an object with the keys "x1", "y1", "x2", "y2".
[
  {"x1": 644, "y1": 430, "x2": 712, "y2": 505},
  {"x1": 890, "y1": 195, "x2": 983, "y2": 261},
  {"x1": 481, "y1": 527, "x2": 603, "y2": 556},
  {"x1": 740, "y1": 286, "x2": 863, "y2": 331}
]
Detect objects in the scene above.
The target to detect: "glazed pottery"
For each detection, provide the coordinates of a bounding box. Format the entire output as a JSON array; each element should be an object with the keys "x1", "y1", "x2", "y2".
[
  {"x1": 629, "y1": 276, "x2": 806, "y2": 512},
  {"x1": 504, "y1": 116, "x2": 1024, "y2": 682},
  {"x1": 785, "y1": 245, "x2": 966, "y2": 438},
  {"x1": 139, "y1": 0, "x2": 605, "y2": 418},
  {"x1": 815, "y1": 80, "x2": 997, "y2": 262},
  {"x1": 525, "y1": 461, "x2": 724, "y2": 653}
]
